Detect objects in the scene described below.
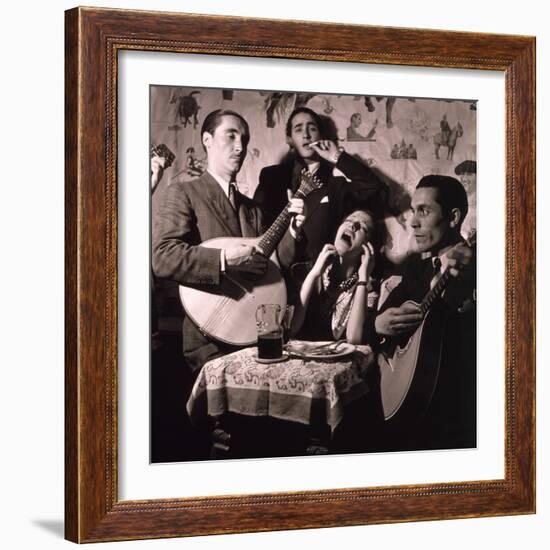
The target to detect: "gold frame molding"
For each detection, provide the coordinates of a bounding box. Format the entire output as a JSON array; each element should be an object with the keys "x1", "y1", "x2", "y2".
[{"x1": 65, "y1": 6, "x2": 536, "y2": 543}]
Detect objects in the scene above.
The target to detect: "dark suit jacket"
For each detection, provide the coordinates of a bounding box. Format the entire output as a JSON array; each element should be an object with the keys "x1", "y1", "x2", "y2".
[
  {"x1": 253, "y1": 152, "x2": 387, "y2": 264},
  {"x1": 376, "y1": 253, "x2": 477, "y2": 450},
  {"x1": 152, "y1": 171, "x2": 296, "y2": 373}
]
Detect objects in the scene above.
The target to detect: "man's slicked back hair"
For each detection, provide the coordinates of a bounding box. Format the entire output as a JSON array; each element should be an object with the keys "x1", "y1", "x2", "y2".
[{"x1": 416, "y1": 174, "x2": 469, "y2": 227}]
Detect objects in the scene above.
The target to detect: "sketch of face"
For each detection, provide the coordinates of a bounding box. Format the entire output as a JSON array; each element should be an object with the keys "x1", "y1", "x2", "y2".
[
  {"x1": 351, "y1": 113, "x2": 362, "y2": 128},
  {"x1": 460, "y1": 173, "x2": 476, "y2": 196},
  {"x1": 334, "y1": 210, "x2": 375, "y2": 257},
  {"x1": 202, "y1": 115, "x2": 249, "y2": 180},
  {"x1": 287, "y1": 112, "x2": 321, "y2": 160},
  {"x1": 410, "y1": 187, "x2": 452, "y2": 254}
]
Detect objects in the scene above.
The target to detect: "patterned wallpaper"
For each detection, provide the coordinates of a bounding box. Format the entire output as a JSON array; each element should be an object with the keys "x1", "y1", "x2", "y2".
[{"x1": 151, "y1": 86, "x2": 477, "y2": 261}]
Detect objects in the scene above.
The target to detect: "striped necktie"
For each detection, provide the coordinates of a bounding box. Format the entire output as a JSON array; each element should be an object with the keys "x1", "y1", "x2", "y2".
[
  {"x1": 430, "y1": 256, "x2": 442, "y2": 289},
  {"x1": 228, "y1": 183, "x2": 238, "y2": 212}
]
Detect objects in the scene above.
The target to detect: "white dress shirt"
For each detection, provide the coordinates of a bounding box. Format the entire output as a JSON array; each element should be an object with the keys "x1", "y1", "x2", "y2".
[{"x1": 207, "y1": 170, "x2": 238, "y2": 272}]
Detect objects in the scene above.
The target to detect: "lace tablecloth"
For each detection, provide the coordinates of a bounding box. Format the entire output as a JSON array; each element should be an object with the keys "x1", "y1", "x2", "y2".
[{"x1": 186, "y1": 342, "x2": 374, "y2": 433}]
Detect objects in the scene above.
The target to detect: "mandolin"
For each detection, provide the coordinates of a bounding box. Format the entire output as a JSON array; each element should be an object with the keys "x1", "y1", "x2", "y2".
[
  {"x1": 379, "y1": 231, "x2": 476, "y2": 422},
  {"x1": 179, "y1": 170, "x2": 323, "y2": 346}
]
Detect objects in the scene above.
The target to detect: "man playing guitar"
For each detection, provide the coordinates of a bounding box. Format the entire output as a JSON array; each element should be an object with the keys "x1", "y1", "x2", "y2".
[
  {"x1": 374, "y1": 175, "x2": 476, "y2": 450},
  {"x1": 152, "y1": 109, "x2": 307, "y2": 376}
]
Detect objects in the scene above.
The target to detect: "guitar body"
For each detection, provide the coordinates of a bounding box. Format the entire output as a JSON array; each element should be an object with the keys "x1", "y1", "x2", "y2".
[
  {"x1": 379, "y1": 301, "x2": 445, "y2": 422},
  {"x1": 379, "y1": 232, "x2": 475, "y2": 424},
  {"x1": 179, "y1": 236, "x2": 287, "y2": 346}
]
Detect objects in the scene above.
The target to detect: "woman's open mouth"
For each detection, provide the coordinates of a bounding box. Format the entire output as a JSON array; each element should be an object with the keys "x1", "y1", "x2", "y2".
[{"x1": 340, "y1": 232, "x2": 353, "y2": 246}]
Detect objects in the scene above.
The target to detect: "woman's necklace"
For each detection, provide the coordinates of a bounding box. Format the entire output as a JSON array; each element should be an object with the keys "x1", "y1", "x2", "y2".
[
  {"x1": 322, "y1": 263, "x2": 358, "y2": 295},
  {"x1": 321, "y1": 263, "x2": 359, "y2": 338}
]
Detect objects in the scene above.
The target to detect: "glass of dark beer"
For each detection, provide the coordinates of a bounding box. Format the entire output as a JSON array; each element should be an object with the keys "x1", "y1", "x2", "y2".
[{"x1": 255, "y1": 304, "x2": 283, "y2": 360}]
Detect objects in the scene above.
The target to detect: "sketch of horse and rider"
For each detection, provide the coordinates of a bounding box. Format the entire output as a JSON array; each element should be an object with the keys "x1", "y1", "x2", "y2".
[{"x1": 434, "y1": 114, "x2": 463, "y2": 160}]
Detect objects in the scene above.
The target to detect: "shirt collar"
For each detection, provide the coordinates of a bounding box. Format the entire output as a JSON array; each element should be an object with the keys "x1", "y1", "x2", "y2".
[
  {"x1": 422, "y1": 250, "x2": 450, "y2": 272},
  {"x1": 306, "y1": 161, "x2": 320, "y2": 174},
  {"x1": 207, "y1": 169, "x2": 237, "y2": 197}
]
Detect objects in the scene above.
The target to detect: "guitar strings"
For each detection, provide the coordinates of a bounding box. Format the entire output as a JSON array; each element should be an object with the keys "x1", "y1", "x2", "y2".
[{"x1": 202, "y1": 295, "x2": 234, "y2": 334}]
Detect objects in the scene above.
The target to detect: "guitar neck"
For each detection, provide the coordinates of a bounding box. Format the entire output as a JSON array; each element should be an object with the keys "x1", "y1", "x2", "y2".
[
  {"x1": 256, "y1": 206, "x2": 292, "y2": 257},
  {"x1": 256, "y1": 171, "x2": 320, "y2": 257},
  {"x1": 420, "y1": 268, "x2": 452, "y2": 314},
  {"x1": 419, "y1": 232, "x2": 476, "y2": 315}
]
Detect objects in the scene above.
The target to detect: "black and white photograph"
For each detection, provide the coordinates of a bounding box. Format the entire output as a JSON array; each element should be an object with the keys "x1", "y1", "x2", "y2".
[
  {"x1": 150, "y1": 85, "x2": 477, "y2": 462},
  {"x1": 4, "y1": 0, "x2": 545, "y2": 547}
]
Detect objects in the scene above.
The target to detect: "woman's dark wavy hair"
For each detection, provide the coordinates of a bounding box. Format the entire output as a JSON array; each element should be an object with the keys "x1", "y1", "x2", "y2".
[{"x1": 339, "y1": 207, "x2": 387, "y2": 283}]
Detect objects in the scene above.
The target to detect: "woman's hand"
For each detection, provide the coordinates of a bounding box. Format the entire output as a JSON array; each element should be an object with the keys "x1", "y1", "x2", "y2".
[
  {"x1": 358, "y1": 243, "x2": 375, "y2": 281},
  {"x1": 310, "y1": 243, "x2": 338, "y2": 278}
]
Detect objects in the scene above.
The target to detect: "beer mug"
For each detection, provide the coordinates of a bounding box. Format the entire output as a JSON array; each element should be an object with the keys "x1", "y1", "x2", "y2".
[{"x1": 255, "y1": 304, "x2": 283, "y2": 360}]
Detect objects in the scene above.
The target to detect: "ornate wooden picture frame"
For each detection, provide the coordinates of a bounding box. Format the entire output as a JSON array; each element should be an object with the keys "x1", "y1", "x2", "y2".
[{"x1": 65, "y1": 6, "x2": 535, "y2": 543}]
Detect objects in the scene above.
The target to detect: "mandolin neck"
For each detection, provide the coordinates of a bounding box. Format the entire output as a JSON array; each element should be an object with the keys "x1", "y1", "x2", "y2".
[
  {"x1": 420, "y1": 231, "x2": 476, "y2": 315},
  {"x1": 256, "y1": 188, "x2": 307, "y2": 257},
  {"x1": 420, "y1": 268, "x2": 452, "y2": 314}
]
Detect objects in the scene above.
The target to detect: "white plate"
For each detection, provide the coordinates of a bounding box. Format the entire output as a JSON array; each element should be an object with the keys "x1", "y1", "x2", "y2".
[{"x1": 285, "y1": 341, "x2": 356, "y2": 360}]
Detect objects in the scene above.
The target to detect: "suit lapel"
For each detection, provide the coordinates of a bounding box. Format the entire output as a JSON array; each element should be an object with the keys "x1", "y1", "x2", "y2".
[
  {"x1": 237, "y1": 195, "x2": 259, "y2": 238},
  {"x1": 303, "y1": 186, "x2": 329, "y2": 219},
  {"x1": 201, "y1": 172, "x2": 242, "y2": 237},
  {"x1": 407, "y1": 257, "x2": 433, "y2": 301}
]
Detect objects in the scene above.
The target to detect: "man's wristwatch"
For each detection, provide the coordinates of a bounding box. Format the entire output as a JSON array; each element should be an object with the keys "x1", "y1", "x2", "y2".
[{"x1": 331, "y1": 149, "x2": 343, "y2": 165}]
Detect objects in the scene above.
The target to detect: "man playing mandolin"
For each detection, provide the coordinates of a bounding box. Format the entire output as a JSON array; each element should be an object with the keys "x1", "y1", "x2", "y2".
[
  {"x1": 375, "y1": 175, "x2": 476, "y2": 450},
  {"x1": 152, "y1": 109, "x2": 306, "y2": 376}
]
